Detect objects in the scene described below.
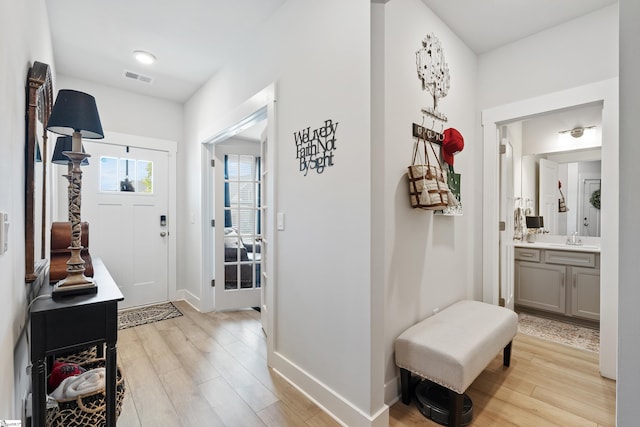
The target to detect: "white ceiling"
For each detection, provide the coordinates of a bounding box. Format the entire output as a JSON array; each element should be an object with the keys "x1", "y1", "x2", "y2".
[
  {"x1": 420, "y1": 0, "x2": 617, "y2": 54},
  {"x1": 46, "y1": 0, "x2": 287, "y2": 103},
  {"x1": 46, "y1": 0, "x2": 617, "y2": 104}
]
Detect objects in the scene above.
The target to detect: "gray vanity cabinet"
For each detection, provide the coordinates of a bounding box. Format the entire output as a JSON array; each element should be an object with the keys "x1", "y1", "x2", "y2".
[
  {"x1": 515, "y1": 260, "x2": 566, "y2": 313},
  {"x1": 570, "y1": 266, "x2": 601, "y2": 321},
  {"x1": 515, "y1": 247, "x2": 600, "y2": 321}
]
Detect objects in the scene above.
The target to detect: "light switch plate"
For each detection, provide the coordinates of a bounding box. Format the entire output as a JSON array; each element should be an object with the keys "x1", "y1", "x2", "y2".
[
  {"x1": 0, "y1": 212, "x2": 8, "y2": 254},
  {"x1": 277, "y1": 212, "x2": 285, "y2": 231}
]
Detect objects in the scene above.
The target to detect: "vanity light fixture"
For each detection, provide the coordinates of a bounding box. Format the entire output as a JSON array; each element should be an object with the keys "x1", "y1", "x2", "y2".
[
  {"x1": 559, "y1": 125, "x2": 596, "y2": 138},
  {"x1": 133, "y1": 50, "x2": 156, "y2": 65}
]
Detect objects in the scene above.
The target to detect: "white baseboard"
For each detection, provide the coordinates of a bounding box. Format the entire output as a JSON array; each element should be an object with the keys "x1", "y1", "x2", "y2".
[
  {"x1": 174, "y1": 289, "x2": 201, "y2": 311},
  {"x1": 271, "y1": 352, "x2": 389, "y2": 427},
  {"x1": 384, "y1": 374, "x2": 401, "y2": 406}
]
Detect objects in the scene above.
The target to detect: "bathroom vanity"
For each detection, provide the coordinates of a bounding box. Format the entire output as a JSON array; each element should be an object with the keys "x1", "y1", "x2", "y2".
[{"x1": 514, "y1": 242, "x2": 600, "y2": 322}]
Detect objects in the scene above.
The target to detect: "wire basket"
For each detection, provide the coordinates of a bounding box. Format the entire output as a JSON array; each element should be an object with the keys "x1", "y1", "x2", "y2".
[
  {"x1": 46, "y1": 359, "x2": 125, "y2": 427},
  {"x1": 55, "y1": 346, "x2": 100, "y2": 365}
]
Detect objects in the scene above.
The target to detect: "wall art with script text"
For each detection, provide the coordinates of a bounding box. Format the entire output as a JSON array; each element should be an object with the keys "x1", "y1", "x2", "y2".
[{"x1": 294, "y1": 119, "x2": 338, "y2": 176}]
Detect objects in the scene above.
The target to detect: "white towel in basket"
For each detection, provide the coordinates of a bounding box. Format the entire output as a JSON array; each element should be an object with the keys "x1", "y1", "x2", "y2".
[{"x1": 50, "y1": 368, "x2": 106, "y2": 401}]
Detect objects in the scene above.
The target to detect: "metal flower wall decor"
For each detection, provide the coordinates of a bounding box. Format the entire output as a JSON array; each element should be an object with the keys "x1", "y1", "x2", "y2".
[{"x1": 416, "y1": 33, "x2": 450, "y2": 122}]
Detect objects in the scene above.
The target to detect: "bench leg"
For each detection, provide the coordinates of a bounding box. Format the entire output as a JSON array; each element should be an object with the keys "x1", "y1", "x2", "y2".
[
  {"x1": 503, "y1": 341, "x2": 513, "y2": 367},
  {"x1": 448, "y1": 390, "x2": 464, "y2": 427},
  {"x1": 400, "y1": 368, "x2": 412, "y2": 404}
]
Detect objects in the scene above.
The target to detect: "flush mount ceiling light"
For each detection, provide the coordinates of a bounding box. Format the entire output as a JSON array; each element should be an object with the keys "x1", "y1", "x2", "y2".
[
  {"x1": 133, "y1": 50, "x2": 156, "y2": 65},
  {"x1": 559, "y1": 125, "x2": 596, "y2": 138}
]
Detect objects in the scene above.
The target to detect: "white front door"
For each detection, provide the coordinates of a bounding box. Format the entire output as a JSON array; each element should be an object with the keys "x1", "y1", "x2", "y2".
[
  {"x1": 214, "y1": 144, "x2": 261, "y2": 310},
  {"x1": 82, "y1": 140, "x2": 170, "y2": 309}
]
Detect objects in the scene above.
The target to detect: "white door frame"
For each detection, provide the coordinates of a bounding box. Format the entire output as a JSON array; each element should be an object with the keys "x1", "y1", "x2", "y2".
[
  {"x1": 68, "y1": 131, "x2": 178, "y2": 302},
  {"x1": 481, "y1": 78, "x2": 618, "y2": 379},
  {"x1": 200, "y1": 84, "x2": 276, "y2": 361}
]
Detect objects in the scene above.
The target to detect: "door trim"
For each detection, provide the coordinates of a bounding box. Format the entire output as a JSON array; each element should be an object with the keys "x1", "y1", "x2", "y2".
[
  {"x1": 481, "y1": 78, "x2": 618, "y2": 379},
  {"x1": 200, "y1": 84, "x2": 276, "y2": 362}
]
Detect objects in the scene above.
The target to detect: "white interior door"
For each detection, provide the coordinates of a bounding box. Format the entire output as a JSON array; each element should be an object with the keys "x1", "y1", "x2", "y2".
[
  {"x1": 259, "y1": 129, "x2": 269, "y2": 333},
  {"x1": 499, "y1": 133, "x2": 515, "y2": 310},
  {"x1": 539, "y1": 158, "x2": 559, "y2": 234},
  {"x1": 215, "y1": 144, "x2": 261, "y2": 310},
  {"x1": 82, "y1": 141, "x2": 169, "y2": 309},
  {"x1": 580, "y1": 178, "x2": 601, "y2": 237}
]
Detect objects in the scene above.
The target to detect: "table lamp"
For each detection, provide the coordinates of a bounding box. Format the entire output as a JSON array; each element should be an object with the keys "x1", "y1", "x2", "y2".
[{"x1": 46, "y1": 90, "x2": 103, "y2": 297}]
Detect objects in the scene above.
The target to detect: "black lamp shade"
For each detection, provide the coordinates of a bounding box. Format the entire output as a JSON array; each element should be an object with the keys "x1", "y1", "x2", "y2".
[
  {"x1": 525, "y1": 216, "x2": 544, "y2": 229},
  {"x1": 52, "y1": 136, "x2": 89, "y2": 166},
  {"x1": 46, "y1": 89, "x2": 104, "y2": 139}
]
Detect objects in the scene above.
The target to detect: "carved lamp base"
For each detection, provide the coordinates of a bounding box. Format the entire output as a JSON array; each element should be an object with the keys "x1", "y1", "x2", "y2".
[
  {"x1": 52, "y1": 246, "x2": 98, "y2": 299},
  {"x1": 52, "y1": 279, "x2": 97, "y2": 299}
]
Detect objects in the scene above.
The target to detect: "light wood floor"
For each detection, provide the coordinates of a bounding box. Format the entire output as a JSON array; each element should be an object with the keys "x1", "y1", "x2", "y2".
[{"x1": 116, "y1": 301, "x2": 615, "y2": 426}]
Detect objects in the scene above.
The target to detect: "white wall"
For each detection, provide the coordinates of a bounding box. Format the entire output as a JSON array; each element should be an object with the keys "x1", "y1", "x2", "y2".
[
  {"x1": 0, "y1": 0, "x2": 55, "y2": 418},
  {"x1": 479, "y1": 6, "x2": 619, "y2": 379},
  {"x1": 617, "y1": 1, "x2": 640, "y2": 424},
  {"x1": 55, "y1": 75, "x2": 182, "y2": 141},
  {"x1": 377, "y1": 0, "x2": 479, "y2": 400},
  {"x1": 52, "y1": 75, "x2": 183, "y2": 221},
  {"x1": 478, "y1": 4, "x2": 618, "y2": 109},
  {"x1": 183, "y1": 1, "x2": 385, "y2": 424}
]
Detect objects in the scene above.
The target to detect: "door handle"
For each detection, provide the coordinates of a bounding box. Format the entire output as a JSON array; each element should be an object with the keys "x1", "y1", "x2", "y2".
[{"x1": 160, "y1": 231, "x2": 167, "y2": 237}]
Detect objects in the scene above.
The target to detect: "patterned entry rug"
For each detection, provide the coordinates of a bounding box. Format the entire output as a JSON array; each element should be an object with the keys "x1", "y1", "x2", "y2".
[
  {"x1": 118, "y1": 302, "x2": 182, "y2": 330},
  {"x1": 518, "y1": 312, "x2": 600, "y2": 353}
]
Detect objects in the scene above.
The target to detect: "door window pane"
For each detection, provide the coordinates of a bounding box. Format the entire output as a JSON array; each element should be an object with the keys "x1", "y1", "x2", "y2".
[
  {"x1": 100, "y1": 157, "x2": 118, "y2": 191},
  {"x1": 137, "y1": 160, "x2": 153, "y2": 193},
  {"x1": 119, "y1": 158, "x2": 135, "y2": 192},
  {"x1": 99, "y1": 156, "x2": 153, "y2": 194}
]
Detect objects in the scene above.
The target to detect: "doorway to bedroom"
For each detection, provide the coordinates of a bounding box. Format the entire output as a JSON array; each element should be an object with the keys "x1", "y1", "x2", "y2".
[{"x1": 201, "y1": 85, "x2": 276, "y2": 343}]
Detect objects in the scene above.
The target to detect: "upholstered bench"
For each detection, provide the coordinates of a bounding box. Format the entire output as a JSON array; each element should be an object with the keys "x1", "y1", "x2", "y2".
[{"x1": 395, "y1": 300, "x2": 518, "y2": 427}]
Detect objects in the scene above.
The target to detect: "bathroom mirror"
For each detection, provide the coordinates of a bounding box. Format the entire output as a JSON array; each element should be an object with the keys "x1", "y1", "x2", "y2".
[
  {"x1": 522, "y1": 149, "x2": 601, "y2": 237},
  {"x1": 25, "y1": 61, "x2": 53, "y2": 282},
  {"x1": 509, "y1": 102, "x2": 603, "y2": 238}
]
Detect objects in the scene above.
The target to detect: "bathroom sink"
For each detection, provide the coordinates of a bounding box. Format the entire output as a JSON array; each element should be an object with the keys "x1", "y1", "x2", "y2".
[
  {"x1": 542, "y1": 242, "x2": 600, "y2": 250},
  {"x1": 573, "y1": 245, "x2": 600, "y2": 250}
]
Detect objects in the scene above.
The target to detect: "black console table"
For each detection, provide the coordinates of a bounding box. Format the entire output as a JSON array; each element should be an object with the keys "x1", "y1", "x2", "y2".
[{"x1": 30, "y1": 258, "x2": 124, "y2": 427}]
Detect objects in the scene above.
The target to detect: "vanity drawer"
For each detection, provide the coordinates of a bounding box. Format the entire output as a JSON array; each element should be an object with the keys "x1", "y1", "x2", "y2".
[
  {"x1": 515, "y1": 248, "x2": 540, "y2": 262},
  {"x1": 544, "y1": 250, "x2": 596, "y2": 268}
]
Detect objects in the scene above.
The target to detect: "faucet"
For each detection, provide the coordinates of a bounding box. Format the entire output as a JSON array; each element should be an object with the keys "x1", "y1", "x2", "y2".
[{"x1": 567, "y1": 231, "x2": 582, "y2": 245}]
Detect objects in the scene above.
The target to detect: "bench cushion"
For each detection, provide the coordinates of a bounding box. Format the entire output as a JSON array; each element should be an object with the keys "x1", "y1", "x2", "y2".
[{"x1": 395, "y1": 300, "x2": 518, "y2": 393}]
